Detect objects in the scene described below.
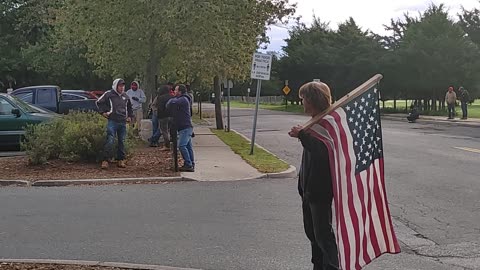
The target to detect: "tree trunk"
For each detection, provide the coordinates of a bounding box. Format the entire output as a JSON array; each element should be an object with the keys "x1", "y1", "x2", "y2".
[
  {"x1": 214, "y1": 76, "x2": 224, "y2": 129},
  {"x1": 145, "y1": 33, "x2": 158, "y2": 104}
]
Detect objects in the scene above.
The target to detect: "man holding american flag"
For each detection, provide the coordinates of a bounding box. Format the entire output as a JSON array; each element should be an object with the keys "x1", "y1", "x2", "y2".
[
  {"x1": 289, "y1": 76, "x2": 401, "y2": 270},
  {"x1": 289, "y1": 82, "x2": 340, "y2": 270}
]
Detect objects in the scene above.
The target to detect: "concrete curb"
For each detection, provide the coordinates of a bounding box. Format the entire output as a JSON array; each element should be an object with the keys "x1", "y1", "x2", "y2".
[
  {"x1": 31, "y1": 177, "x2": 191, "y2": 187},
  {"x1": 0, "y1": 259, "x2": 201, "y2": 270},
  {"x1": 0, "y1": 177, "x2": 193, "y2": 188},
  {"x1": 0, "y1": 180, "x2": 30, "y2": 187},
  {"x1": 265, "y1": 165, "x2": 297, "y2": 178},
  {"x1": 227, "y1": 129, "x2": 297, "y2": 178}
]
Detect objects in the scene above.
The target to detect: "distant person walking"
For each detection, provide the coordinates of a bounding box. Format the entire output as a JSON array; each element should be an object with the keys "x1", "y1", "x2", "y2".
[
  {"x1": 458, "y1": 86, "x2": 470, "y2": 120},
  {"x1": 96, "y1": 79, "x2": 134, "y2": 169},
  {"x1": 126, "y1": 81, "x2": 146, "y2": 131},
  {"x1": 445, "y1": 86, "x2": 457, "y2": 119}
]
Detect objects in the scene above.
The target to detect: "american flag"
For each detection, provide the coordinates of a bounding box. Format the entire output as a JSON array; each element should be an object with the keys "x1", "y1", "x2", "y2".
[{"x1": 305, "y1": 83, "x2": 401, "y2": 270}]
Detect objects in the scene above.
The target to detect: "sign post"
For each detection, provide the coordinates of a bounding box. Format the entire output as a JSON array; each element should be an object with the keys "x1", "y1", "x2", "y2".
[
  {"x1": 282, "y1": 80, "x2": 291, "y2": 111},
  {"x1": 223, "y1": 79, "x2": 233, "y2": 132},
  {"x1": 249, "y1": 52, "x2": 273, "y2": 155}
]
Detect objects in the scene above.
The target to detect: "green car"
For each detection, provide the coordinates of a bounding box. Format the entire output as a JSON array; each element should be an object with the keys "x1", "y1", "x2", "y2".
[{"x1": 0, "y1": 93, "x2": 57, "y2": 147}]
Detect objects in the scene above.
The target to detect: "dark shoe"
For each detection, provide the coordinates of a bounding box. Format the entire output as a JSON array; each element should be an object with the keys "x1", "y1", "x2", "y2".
[
  {"x1": 149, "y1": 142, "x2": 159, "y2": 147},
  {"x1": 179, "y1": 165, "x2": 195, "y2": 172}
]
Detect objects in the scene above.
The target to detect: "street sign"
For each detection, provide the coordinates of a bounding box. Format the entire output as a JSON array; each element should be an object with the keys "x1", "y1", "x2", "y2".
[
  {"x1": 282, "y1": 85, "x2": 291, "y2": 96},
  {"x1": 250, "y1": 52, "x2": 273, "y2": 81}
]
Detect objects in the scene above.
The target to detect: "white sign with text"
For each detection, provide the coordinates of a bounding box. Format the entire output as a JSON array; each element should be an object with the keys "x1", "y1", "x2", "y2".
[{"x1": 250, "y1": 53, "x2": 273, "y2": 81}]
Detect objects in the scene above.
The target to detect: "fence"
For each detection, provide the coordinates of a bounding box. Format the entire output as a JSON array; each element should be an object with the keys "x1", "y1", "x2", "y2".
[{"x1": 229, "y1": 95, "x2": 285, "y2": 104}]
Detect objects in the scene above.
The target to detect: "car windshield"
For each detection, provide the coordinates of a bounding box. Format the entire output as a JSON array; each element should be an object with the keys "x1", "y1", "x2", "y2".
[{"x1": 8, "y1": 95, "x2": 47, "y2": 113}]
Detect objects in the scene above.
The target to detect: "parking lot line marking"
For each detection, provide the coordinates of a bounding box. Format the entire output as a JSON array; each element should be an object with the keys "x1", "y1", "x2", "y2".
[{"x1": 454, "y1": 147, "x2": 480, "y2": 154}]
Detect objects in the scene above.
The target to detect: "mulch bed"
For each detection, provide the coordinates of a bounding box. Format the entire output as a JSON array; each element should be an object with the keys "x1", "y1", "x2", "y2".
[
  {"x1": 0, "y1": 263, "x2": 130, "y2": 270},
  {"x1": 0, "y1": 144, "x2": 179, "y2": 182}
]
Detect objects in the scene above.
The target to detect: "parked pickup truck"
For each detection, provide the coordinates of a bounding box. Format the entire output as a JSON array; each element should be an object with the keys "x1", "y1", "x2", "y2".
[{"x1": 11, "y1": 85, "x2": 98, "y2": 114}]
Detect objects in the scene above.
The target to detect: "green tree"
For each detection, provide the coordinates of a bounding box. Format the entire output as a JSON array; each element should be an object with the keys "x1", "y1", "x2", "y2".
[
  {"x1": 55, "y1": 0, "x2": 295, "y2": 129},
  {"x1": 395, "y1": 4, "x2": 480, "y2": 109},
  {"x1": 278, "y1": 17, "x2": 383, "y2": 101}
]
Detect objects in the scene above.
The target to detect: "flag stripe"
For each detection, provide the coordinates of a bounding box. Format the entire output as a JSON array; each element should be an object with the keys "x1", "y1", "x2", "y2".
[
  {"x1": 375, "y1": 159, "x2": 398, "y2": 252},
  {"x1": 364, "y1": 166, "x2": 381, "y2": 258},
  {"x1": 331, "y1": 110, "x2": 363, "y2": 270},
  {"x1": 372, "y1": 159, "x2": 390, "y2": 254},
  {"x1": 306, "y1": 85, "x2": 400, "y2": 270},
  {"x1": 357, "y1": 170, "x2": 373, "y2": 265},
  {"x1": 320, "y1": 116, "x2": 351, "y2": 269}
]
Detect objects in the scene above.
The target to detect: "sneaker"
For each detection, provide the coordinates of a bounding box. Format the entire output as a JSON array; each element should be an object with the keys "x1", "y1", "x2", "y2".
[
  {"x1": 179, "y1": 165, "x2": 195, "y2": 172},
  {"x1": 150, "y1": 142, "x2": 159, "y2": 147},
  {"x1": 160, "y1": 146, "x2": 170, "y2": 151},
  {"x1": 101, "y1": 161, "x2": 109, "y2": 169},
  {"x1": 118, "y1": 160, "x2": 126, "y2": 168}
]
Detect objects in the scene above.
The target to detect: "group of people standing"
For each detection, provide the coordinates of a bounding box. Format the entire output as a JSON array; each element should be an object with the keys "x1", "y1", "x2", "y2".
[
  {"x1": 96, "y1": 79, "x2": 195, "y2": 172},
  {"x1": 445, "y1": 86, "x2": 471, "y2": 120}
]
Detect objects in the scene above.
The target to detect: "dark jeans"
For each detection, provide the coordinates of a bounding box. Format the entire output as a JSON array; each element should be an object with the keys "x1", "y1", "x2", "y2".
[
  {"x1": 448, "y1": 104, "x2": 455, "y2": 119},
  {"x1": 461, "y1": 102, "x2": 468, "y2": 118},
  {"x1": 303, "y1": 200, "x2": 339, "y2": 270},
  {"x1": 103, "y1": 120, "x2": 127, "y2": 161},
  {"x1": 178, "y1": 127, "x2": 194, "y2": 167},
  {"x1": 159, "y1": 117, "x2": 171, "y2": 148},
  {"x1": 150, "y1": 113, "x2": 161, "y2": 143}
]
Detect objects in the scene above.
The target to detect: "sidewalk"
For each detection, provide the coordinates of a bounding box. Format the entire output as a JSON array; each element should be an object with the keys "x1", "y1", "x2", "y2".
[
  {"x1": 181, "y1": 127, "x2": 265, "y2": 181},
  {"x1": 382, "y1": 113, "x2": 480, "y2": 127}
]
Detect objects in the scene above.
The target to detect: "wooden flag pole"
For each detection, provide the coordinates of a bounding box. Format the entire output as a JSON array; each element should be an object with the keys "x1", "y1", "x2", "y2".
[{"x1": 303, "y1": 74, "x2": 384, "y2": 130}]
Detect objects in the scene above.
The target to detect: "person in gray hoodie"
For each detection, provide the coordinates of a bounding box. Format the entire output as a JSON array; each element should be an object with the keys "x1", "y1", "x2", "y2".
[
  {"x1": 126, "y1": 81, "x2": 146, "y2": 131},
  {"x1": 96, "y1": 79, "x2": 134, "y2": 169}
]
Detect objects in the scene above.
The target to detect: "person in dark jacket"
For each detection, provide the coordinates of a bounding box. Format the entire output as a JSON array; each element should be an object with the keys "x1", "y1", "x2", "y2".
[
  {"x1": 96, "y1": 78, "x2": 134, "y2": 169},
  {"x1": 458, "y1": 86, "x2": 470, "y2": 119},
  {"x1": 407, "y1": 104, "x2": 420, "y2": 123},
  {"x1": 156, "y1": 85, "x2": 173, "y2": 151},
  {"x1": 289, "y1": 81, "x2": 339, "y2": 270},
  {"x1": 167, "y1": 84, "x2": 194, "y2": 172}
]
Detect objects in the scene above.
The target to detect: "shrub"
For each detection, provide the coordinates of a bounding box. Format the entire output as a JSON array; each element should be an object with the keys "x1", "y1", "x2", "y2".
[{"x1": 22, "y1": 112, "x2": 138, "y2": 165}]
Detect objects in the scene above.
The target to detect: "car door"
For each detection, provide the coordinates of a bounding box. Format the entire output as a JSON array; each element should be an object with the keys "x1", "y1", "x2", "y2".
[{"x1": 0, "y1": 97, "x2": 27, "y2": 146}]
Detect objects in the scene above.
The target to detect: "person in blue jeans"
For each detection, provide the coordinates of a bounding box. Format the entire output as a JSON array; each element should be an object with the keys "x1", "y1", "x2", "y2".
[
  {"x1": 148, "y1": 88, "x2": 162, "y2": 147},
  {"x1": 96, "y1": 78, "x2": 134, "y2": 169},
  {"x1": 167, "y1": 84, "x2": 195, "y2": 172}
]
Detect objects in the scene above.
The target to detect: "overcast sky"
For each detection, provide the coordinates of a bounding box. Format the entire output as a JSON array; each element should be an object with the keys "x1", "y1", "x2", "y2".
[{"x1": 266, "y1": 0, "x2": 479, "y2": 52}]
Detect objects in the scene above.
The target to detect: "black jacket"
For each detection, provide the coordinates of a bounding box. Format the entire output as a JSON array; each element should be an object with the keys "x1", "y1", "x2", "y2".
[
  {"x1": 96, "y1": 90, "x2": 134, "y2": 123},
  {"x1": 157, "y1": 93, "x2": 172, "y2": 119},
  {"x1": 298, "y1": 129, "x2": 334, "y2": 204}
]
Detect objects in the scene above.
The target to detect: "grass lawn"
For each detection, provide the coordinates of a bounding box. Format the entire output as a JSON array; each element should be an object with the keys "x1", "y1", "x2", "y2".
[
  {"x1": 211, "y1": 129, "x2": 290, "y2": 173},
  {"x1": 381, "y1": 99, "x2": 480, "y2": 118},
  {"x1": 226, "y1": 100, "x2": 304, "y2": 113},
  {"x1": 226, "y1": 99, "x2": 480, "y2": 119}
]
